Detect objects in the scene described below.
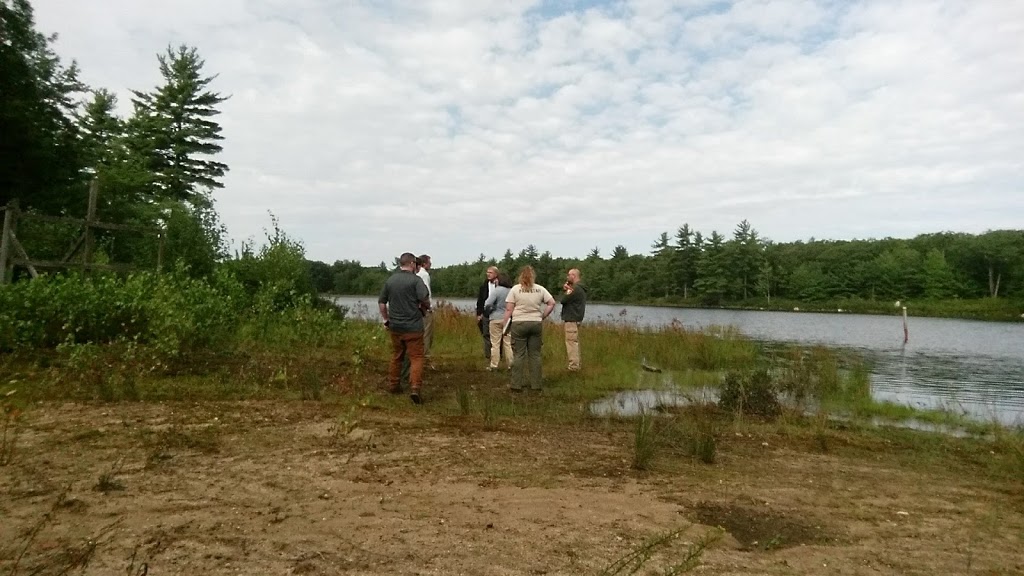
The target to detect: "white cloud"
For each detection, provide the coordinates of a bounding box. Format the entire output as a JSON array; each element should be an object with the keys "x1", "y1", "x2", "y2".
[{"x1": 28, "y1": 0, "x2": 1024, "y2": 265}]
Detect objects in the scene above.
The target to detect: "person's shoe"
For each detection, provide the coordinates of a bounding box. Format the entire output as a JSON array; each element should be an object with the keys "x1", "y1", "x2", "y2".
[
  {"x1": 387, "y1": 384, "x2": 402, "y2": 394},
  {"x1": 410, "y1": 389, "x2": 422, "y2": 404},
  {"x1": 508, "y1": 386, "x2": 523, "y2": 393}
]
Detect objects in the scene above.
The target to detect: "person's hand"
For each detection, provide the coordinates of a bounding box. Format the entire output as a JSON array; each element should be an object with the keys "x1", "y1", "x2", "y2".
[{"x1": 383, "y1": 320, "x2": 390, "y2": 329}]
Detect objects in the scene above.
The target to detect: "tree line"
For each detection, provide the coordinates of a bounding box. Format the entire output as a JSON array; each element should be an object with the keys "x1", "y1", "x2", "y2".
[{"x1": 311, "y1": 221, "x2": 1024, "y2": 312}]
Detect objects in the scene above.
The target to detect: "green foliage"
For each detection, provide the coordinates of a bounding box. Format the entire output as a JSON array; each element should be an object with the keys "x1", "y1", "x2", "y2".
[
  {"x1": 0, "y1": 269, "x2": 242, "y2": 357},
  {"x1": 719, "y1": 369, "x2": 781, "y2": 419},
  {"x1": 161, "y1": 200, "x2": 230, "y2": 278},
  {"x1": 223, "y1": 214, "x2": 314, "y2": 310},
  {"x1": 129, "y1": 44, "x2": 229, "y2": 206},
  {"x1": 0, "y1": 0, "x2": 87, "y2": 214}
]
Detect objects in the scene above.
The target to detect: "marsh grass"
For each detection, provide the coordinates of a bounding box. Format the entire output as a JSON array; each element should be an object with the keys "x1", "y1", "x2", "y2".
[{"x1": 632, "y1": 411, "x2": 658, "y2": 470}]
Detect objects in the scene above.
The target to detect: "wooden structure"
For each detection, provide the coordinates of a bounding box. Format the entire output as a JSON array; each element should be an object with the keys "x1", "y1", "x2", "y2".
[{"x1": 0, "y1": 181, "x2": 165, "y2": 285}]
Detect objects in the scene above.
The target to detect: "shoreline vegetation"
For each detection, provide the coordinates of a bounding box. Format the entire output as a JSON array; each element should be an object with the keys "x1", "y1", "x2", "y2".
[
  {"x1": 327, "y1": 291, "x2": 1024, "y2": 322},
  {"x1": 2, "y1": 270, "x2": 1023, "y2": 574}
]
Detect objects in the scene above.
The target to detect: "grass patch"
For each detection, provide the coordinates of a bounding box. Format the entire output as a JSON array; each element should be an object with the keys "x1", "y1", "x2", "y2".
[{"x1": 632, "y1": 412, "x2": 657, "y2": 471}]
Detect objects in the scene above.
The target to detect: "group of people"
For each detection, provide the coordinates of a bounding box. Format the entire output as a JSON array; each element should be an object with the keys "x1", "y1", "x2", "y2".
[{"x1": 378, "y1": 256, "x2": 587, "y2": 403}]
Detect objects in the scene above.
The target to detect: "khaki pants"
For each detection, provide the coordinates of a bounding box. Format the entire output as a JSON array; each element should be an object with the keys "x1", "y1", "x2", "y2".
[
  {"x1": 422, "y1": 311, "x2": 434, "y2": 357},
  {"x1": 488, "y1": 319, "x2": 513, "y2": 369},
  {"x1": 564, "y1": 321, "x2": 581, "y2": 371}
]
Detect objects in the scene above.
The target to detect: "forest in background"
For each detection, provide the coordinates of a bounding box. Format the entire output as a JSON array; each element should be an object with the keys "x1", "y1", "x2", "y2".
[{"x1": 313, "y1": 222, "x2": 1024, "y2": 320}]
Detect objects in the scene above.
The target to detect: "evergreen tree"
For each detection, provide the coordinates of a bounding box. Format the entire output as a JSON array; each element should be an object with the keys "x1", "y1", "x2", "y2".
[
  {"x1": 674, "y1": 224, "x2": 698, "y2": 299},
  {"x1": 728, "y1": 219, "x2": 762, "y2": 300},
  {"x1": 694, "y1": 231, "x2": 728, "y2": 304},
  {"x1": 0, "y1": 0, "x2": 87, "y2": 213},
  {"x1": 130, "y1": 44, "x2": 229, "y2": 207},
  {"x1": 649, "y1": 231, "x2": 675, "y2": 297},
  {"x1": 77, "y1": 89, "x2": 121, "y2": 173}
]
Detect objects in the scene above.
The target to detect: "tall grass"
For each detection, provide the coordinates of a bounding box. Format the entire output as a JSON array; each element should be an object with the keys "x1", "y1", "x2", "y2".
[{"x1": 632, "y1": 411, "x2": 657, "y2": 470}]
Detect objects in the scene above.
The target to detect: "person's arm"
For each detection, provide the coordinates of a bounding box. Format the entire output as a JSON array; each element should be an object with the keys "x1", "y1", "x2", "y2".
[
  {"x1": 502, "y1": 288, "x2": 515, "y2": 325},
  {"x1": 502, "y1": 301, "x2": 514, "y2": 326},
  {"x1": 542, "y1": 300, "x2": 556, "y2": 320},
  {"x1": 417, "y1": 279, "x2": 431, "y2": 315},
  {"x1": 378, "y1": 285, "x2": 390, "y2": 326},
  {"x1": 542, "y1": 289, "x2": 556, "y2": 320},
  {"x1": 484, "y1": 289, "x2": 499, "y2": 313}
]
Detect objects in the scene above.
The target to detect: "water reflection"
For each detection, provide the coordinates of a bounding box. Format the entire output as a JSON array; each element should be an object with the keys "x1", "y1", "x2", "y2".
[
  {"x1": 589, "y1": 387, "x2": 721, "y2": 417},
  {"x1": 330, "y1": 295, "x2": 1024, "y2": 426}
]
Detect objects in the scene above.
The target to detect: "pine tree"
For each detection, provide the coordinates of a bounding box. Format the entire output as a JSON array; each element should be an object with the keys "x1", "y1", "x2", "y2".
[
  {"x1": 694, "y1": 231, "x2": 728, "y2": 304},
  {"x1": 130, "y1": 44, "x2": 228, "y2": 207},
  {"x1": 77, "y1": 89, "x2": 122, "y2": 173},
  {"x1": 0, "y1": 0, "x2": 87, "y2": 213}
]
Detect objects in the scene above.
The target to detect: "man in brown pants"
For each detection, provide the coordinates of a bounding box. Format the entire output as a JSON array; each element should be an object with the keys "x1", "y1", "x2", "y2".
[{"x1": 378, "y1": 253, "x2": 431, "y2": 404}]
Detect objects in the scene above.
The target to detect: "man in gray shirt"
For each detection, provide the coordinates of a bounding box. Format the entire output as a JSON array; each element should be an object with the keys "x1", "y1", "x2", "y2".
[{"x1": 378, "y1": 252, "x2": 431, "y2": 404}]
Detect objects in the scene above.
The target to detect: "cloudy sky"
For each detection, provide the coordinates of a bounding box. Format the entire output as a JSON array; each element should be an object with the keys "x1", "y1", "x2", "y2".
[{"x1": 31, "y1": 0, "x2": 1024, "y2": 266}]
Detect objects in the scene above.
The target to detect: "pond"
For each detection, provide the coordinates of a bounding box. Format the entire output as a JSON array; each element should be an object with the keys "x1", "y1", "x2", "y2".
[{"x1": 329, "y1": 296, "x2": 1024, "y2": 426}]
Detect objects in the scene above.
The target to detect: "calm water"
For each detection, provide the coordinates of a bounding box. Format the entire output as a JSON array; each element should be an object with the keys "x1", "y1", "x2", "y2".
[{"x1": 331, "y1": 296, "x2": 1024, "y2": 426}]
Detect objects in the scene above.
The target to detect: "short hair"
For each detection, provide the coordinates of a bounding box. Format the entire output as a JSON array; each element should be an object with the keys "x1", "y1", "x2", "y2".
[
  {"x1": 418, "y1": 254, "x2": 431, "y2": 264},
  {"x1": 399, "y1": 252, "x2": 416, "y2": 266}
]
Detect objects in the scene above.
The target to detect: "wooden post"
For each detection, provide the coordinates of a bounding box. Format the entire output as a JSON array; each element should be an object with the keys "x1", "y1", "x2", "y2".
[
  {"x1": 10, "y1": 234, "x2": 39, "y2": 279},
  {"x1": 902, "y1": 306, "x2": 909, "y2": 344},
  {"x1": 82, "y1": 179, "x2": 99, "y2": 272},
  {"x1": 0, "y1": 200, "x2": 18, "y2": 285}
]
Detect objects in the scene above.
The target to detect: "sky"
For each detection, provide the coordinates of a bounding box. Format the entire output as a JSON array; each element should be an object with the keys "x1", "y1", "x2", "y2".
[{"x1": 29, "y1": 0, "x2": 1024, "y2": 267}]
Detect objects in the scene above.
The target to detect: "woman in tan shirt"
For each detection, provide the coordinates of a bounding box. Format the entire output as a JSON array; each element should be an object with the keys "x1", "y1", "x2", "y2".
[{"x1": 502, "y1": 265, "x2": 556, "y2": 391}]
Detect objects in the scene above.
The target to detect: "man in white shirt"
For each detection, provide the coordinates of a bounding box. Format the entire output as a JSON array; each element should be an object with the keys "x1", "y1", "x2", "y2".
[{"x1": 416, "y1": 254, "x2": 434, "y2": 359}]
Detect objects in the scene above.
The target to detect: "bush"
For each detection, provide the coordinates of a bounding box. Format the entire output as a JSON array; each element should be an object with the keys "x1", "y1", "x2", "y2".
[
  {"x1": 0, "y1": 268, "x2": 243, "y2": 357},
  {"x1": 221, "y1": 214, "x2": 314, "y2": 311},
  {"x1": 718, "y1": 369, "x2": 781, "y2": 419}
]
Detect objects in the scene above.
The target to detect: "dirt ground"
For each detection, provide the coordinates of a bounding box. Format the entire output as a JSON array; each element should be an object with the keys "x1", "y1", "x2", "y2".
[{"x1": 2, "y1": 398, "x2": 1022, "y2": 576}]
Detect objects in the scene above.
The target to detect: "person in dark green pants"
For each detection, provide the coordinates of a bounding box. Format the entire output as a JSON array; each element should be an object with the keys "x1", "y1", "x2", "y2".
[{"x1": 501, "y1": 266, "x2": 555, "y2": 391}]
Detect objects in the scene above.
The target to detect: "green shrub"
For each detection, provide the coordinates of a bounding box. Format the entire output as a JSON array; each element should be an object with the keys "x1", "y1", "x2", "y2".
[
  {"x1": 718, "y1": 369, "x2": 781, "y2": 419},
  {"x1": 0, "y1": 268, "x2": 243, "y2": 357}
]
